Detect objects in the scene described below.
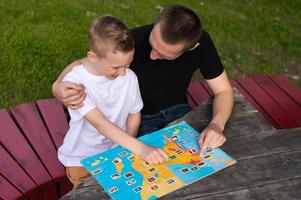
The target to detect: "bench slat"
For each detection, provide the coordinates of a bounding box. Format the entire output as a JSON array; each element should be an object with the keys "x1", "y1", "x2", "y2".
[
  {"x1": 0, "y1": 145, "x2": 36, "y2": 194},
  {"x1": 269, "y1": 74, "x2": 301, "y2": 107},
  {"x1": 200, "y1": 80, "x2": 213, "y2": 96},
  {"x1": 36, "y1": 98, "x2": 69, "y2": 150},
  {"x1": 43, "y1": 185, "x2": 57, "y2": 200},
  {"x1": 186, "y1": 94, "x2": 198, "y2": 109},
  {"x1": 10, "y1": 103, "x2": 65, "y2": 181},
  {"x1": 0, "y1": 109, "x2": 52, "y2": 186},
  {"x1": 59, "y1": 179, "x2": 74, "y2": 197},
  {"x1": 0, "y1": 174, "x2": 22, "y2": 200},
  {"x1": 28, "y1": 189, "x2": 44, "y2": 200},
  {"x1": 187, "y1": 81, "x2": 211, "y2": 106},
  {"x1": 252, "y1": 74, "x2": 301, "y2": 125},
  {"x1": 231, "y1": 80, "x2": 280, "y2": 128},
  {"x1": 236, "y1": 76, "x2": 299, "y2": 128}
]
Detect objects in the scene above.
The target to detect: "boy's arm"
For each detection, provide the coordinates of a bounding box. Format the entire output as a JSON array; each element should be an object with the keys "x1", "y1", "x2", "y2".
[
  {"x1": 126, "y1": 112, "x2": 141, "y2": 138},
  {"x1": 52, "y1": 59, "x2": 86, "y2": 109},
  {"x1": 85, "y1": 108, "x2": 169, "y2": 164}
]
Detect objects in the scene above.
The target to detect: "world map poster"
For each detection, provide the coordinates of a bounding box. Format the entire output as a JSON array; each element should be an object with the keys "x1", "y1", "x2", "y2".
[{"x1": 81, "y1": 121, "x2": 236, "y2": 200}]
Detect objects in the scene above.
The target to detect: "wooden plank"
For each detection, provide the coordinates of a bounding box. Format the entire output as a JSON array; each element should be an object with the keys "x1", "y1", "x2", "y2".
[
  {"x1": 200, "y1": 80, "x2": 213, "y2": 96},
  {"x1": 59, "y1": 179, "x2": 73, "y2": 197},
  {"x1": 0, "y1": 109, "x2": 52, "y2": 186},
  {"x1": 171, "y1": 93, "x2": 274, "y2": 137},
  {"x1": 232, "y1": 80, "x2": 280, "y2": 128},
  {"x1": 187, "y1": 81, "x2": 211, "y2": 106},
  {"x1": 194, "y1": 178, "x2": 301, "y2": 200},
  {"x1": 159, "y1": 127, "x2": 301, "y2": 199},
  {"x1": 236, "y1": 76, "x2": 299, "y2": 128},
  {"x1": 28, "y1": 189, "x2": 44, "y2": 200},
  {"x1": 182, "y1": 89, "x2": 258, "y2": 120},
  {"x1": 177, "y1": 112, "x2": 274, "y2": 138},
  {"x1": 0, "y1": 145, "x2": 36, "y2": 194},
  {"x1": 60, "y1": 127, "x2": 301, "y2": 200},
  {"x1": 10, "y1": 103, "x2": 65, "y2": 181},
  {"x1": 60, "y1": 179, "x2": 108, "y2": 200},
  {"x1": 186, "y1": 93, "x2": 198, "y2": 109},
  {"x1": 251, "y1": 74, "x2": 301, "y2": 125},
  {"x1": 222, "y1": 127, "x2": 301, "y2": 160},
  {"x1": 0, "y1": 174, "x2": 22, "y2": 200},
  {"x1": 161, "y1": 149, "x2": 301, "y2": 199},
  {"x1": 269, "y1": 74, "x2": 301, "y2": 107},
  {"x1": 43, "y1": 185, "x2": 57, "y2": 200},
  {"x1": 36, "y1": 98, "x2": 69, "y2": 150}
]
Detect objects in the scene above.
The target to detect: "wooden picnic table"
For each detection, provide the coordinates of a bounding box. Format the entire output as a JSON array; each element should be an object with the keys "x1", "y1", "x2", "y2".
[{"x1": 60, "y1": 89, "x2": 301, "y2": 200}]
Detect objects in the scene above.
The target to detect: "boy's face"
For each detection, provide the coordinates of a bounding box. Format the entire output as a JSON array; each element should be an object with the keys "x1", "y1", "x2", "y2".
[{"x1": 91, "y1": 50, "x2": 134, "y2": 79}]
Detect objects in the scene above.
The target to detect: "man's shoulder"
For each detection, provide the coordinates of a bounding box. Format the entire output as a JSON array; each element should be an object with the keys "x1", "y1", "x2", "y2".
[
  {"x1": 131, "y1": 23, "x2": 154, "y2": 34},
  {"x1": 131, "y1": 24, "x2": 153, "y2": 44},
  {"x1": 198, "y1": 30, "x2": 212, "y2": 45}
]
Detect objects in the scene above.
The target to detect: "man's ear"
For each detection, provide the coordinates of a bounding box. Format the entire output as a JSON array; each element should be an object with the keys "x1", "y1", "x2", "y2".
[
  {"x1": 87, "y1": 51, "x2": 97, "y2": 62},
  {"x1": 188, "y1": 43, "x2": 200, "y2": 51}
]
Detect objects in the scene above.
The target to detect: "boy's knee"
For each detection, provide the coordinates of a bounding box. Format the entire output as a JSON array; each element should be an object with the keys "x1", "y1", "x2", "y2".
[{"x1": 66, "y1": 166, "x2": 90, "y2": 188}]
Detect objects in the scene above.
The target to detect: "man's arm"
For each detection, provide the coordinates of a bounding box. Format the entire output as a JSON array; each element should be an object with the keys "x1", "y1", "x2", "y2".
[
  {"x1": 126, "y1": 112, "x2": 141, "y2": 138},
  {"x1": 85, "y1": 108, "x2": 169, "y2": 164},
  {"x1": 52, "y1": 59, "x2": 86, "y2": 109},
  {"x1": 199, "y1": 70, "x2": 233, "y2": 155}
]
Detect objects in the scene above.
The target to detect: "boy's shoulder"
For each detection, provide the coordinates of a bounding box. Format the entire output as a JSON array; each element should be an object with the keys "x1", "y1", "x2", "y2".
[
  {"x1": 125, "y1": 68, "x2": 136, "y2": 77},
  {"x1": 63, "y1": 64, "x2": 86, "y2": 83},
  {"x1": 124, "y1": 68, "x2": 139, "y2": 82}
]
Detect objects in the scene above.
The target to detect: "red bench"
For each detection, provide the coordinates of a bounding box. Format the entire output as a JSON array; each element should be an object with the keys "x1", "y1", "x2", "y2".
[
  {"x1": 188, "y1": 74, "x2": 301, "y2": 129},
  {"x1": 1, "y1": 74, "x2": 300, "y2": 199}
]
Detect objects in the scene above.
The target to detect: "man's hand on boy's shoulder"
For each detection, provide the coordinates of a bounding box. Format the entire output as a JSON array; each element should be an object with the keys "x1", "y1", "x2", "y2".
[{"x1": 53, "y1": 81, "x2": 86, "y2": 109}]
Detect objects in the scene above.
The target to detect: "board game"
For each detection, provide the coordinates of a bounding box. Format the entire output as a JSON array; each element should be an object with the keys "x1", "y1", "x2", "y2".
[{"x1": 81, "y1": 121, "x2": 236, "y2": 200}]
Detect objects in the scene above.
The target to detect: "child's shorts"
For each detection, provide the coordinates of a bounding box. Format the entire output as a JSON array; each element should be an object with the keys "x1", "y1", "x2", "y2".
[{"x1": 66, "y1": 166, "x2": 90, "y2": 188}]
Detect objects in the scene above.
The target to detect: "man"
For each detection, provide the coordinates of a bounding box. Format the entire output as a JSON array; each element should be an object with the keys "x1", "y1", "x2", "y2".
[{"x1": 52, "y1": 4, "x2": 233, "y2": 156}]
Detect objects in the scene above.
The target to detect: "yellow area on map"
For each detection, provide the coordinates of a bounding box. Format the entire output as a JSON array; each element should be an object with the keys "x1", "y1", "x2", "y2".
[
  {"x1": 130, "y1": 135, "x2": 203, "y2": 199},
  {"x1": 163, "y1": 135, "x2": 202, "y2": 165},
  {"x1": 113, "y1": 158, "x2": 124, "y2": 174},
  {"x1": 210, "y1": 158, "x2": 236, "y2": 166},
  {"x1": 91, "y1": 159, "x2": 100, "y2": 167},
  {"x1": 172, "y1": 128, "x2": 180, "y2": 135}
]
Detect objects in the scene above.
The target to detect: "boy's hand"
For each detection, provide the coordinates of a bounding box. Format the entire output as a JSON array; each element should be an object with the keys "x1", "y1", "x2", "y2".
[
  {"x1": 138, "y1": 145, "x2": 169, "y2": 164},
  {"x1": 199, "y1": 123, "x2": 226, "y2": 156},
  {"x1": 53, "y1": 81, "x2": 86, "y2": 109}
]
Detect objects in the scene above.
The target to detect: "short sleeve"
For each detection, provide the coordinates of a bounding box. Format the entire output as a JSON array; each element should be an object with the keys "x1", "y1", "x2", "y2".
[
  {"x1": 197, "y1": 31, "x2": 224, "y2": 80},
  {"x1": 63, "y1": 69, "x2": 96, "y2": 120},
  {"x1": 73, "y1": 94, "x2": 96, "y2": 116},
  {"x1": 129, "y1": 73, "x2": 143, "y2": 114}
]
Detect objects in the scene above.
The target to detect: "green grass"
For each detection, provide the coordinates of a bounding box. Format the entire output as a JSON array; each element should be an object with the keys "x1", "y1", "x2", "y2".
[{"x1": 0, "y1": 0, "x2": 300, "y2": 108}]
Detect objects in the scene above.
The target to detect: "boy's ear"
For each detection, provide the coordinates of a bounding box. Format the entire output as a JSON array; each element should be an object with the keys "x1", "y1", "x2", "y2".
[
  {"x1": 87, "y1": 51, "x2": 97, "y2": 62},
  {"x1": 188, "y1": 43, "x2": 200, "y2": 51}
]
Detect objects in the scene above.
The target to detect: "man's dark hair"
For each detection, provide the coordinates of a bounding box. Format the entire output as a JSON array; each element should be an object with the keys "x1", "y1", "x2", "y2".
[{"x1": 155, "y1": 4, "x2": 202, "y2": 50}]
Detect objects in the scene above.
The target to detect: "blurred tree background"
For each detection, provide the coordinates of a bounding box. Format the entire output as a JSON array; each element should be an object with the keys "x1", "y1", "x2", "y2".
[{"x1": 0, "y1": 0, "x2": 300, "y2": 108}]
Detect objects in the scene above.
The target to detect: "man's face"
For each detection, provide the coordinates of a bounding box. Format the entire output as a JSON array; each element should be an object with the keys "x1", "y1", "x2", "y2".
[
  {"x1": 93, "y1": 50, "x2": 134, "y2": 79},
  {"x1": 149, "y1": 24, "x2": 186, "y2": 60}
]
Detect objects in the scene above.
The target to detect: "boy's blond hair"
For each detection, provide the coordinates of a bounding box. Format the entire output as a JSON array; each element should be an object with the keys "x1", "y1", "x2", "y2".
[{"x1": 88, "y1": 15, "x2": 134, "y2": 58}]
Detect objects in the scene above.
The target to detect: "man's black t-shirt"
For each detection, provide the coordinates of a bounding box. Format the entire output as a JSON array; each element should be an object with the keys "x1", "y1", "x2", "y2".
[{"x1": 130, "y1": 24, "x2": 224, "y2": 115}]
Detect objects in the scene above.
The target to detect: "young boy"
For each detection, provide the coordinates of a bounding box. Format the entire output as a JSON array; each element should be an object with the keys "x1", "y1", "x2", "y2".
[{"x1": 57, "y1": 16, "x2": 169, "y2": 187}]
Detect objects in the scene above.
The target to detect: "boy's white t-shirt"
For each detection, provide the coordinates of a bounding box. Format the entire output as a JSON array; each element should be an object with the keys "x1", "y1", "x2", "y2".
[{"x1": 58, "y1": 65, "x2": 143, "y2": 166}]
